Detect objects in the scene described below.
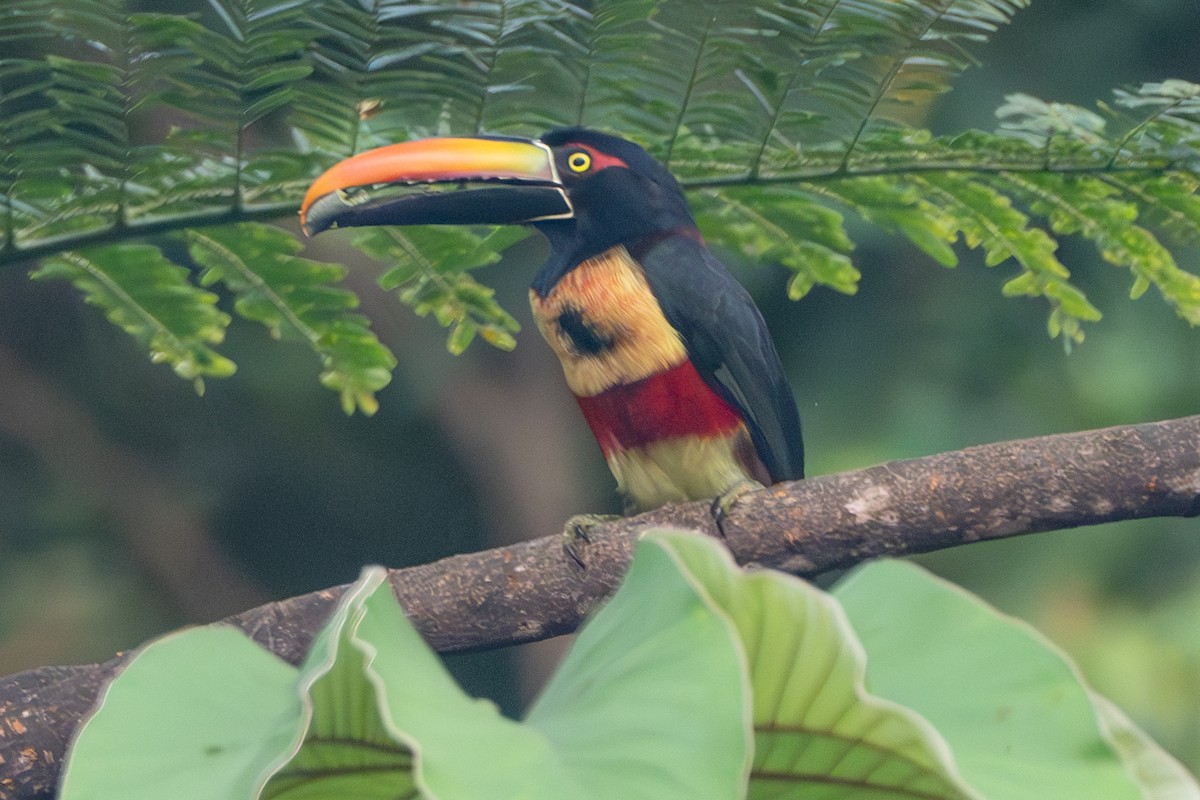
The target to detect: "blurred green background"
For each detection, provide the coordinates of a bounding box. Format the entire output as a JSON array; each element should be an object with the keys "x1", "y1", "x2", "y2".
[{"x1": 1, "y1": 0, "x2": 1198, "y2": 773}]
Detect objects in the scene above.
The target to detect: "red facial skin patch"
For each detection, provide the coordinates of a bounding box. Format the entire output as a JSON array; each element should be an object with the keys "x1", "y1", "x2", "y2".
[{"x1": 562, "y1": 142, "x2": 628, "y2": 173}]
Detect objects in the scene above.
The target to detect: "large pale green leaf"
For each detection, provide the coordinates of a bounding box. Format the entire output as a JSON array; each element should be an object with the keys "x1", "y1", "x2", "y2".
[
  {"x1": 651, "y1": 529, "x2": 979, "y2": 800},
  {"x1": 272, "y1": 542, "x2": 749, "y2": 799},
  {"x1": 311, "y1": 567, "x2": 577, "y2": 800},
  {"x1": 60, "y1": 541, "x2": 752, "y2": 800},
  {"x1": 525, "y1": 532, "x2": 751, "y2": 800},
  {"x1": 55, "y1": 533, "x2": 1200, "y2": 800},
  {"x1": 58, "y1": 626, "x2": 303, "y2": 800},
  {"x1": 1091, "y1": 693, "x2": 1200, "y2": 800},
  {"x1": 272, "y1": 541, "x2": 750, "y2": 798},
  {"x1": 834, "y1": 559, "x2": 1200, "y2": 799},
  {"x1": 259, "y1": 568, "x2": 419, "y2": 800}
]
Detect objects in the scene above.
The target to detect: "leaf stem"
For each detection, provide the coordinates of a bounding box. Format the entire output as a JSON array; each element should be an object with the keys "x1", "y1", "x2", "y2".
[
  {"x1": 189, "y1": 228, "x2": 322, "y2": 349},
  {"x1": 681, "y1": 157, "x2": 1184, "y2": 190},
  {"x1": 0, "y1": 203, "x2": 296, "y2": 268},
  {"x1": 1, "y1": 153, "x2": 1187, "y2": 270},
  {"x1": 838, "y1": 0, "x2": 954, "y2": 170},
  {"x1": 1106, "y1": 93, "x2": 1192, "y2": 169},
  {"x1": 664, "y1": 8, "x2": 715, "y2": 167}
]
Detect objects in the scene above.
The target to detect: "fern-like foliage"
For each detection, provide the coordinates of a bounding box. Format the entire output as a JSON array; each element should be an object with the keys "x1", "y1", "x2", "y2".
[
  {"x1": 186, "y1": 223, "x2": 396, "y2": 414},
  {"x1": 352, "y1": 225, "x2": 525, "y2": 354},
  {"x1": 2, "y1": 0, "x2": 1199, "y2": 408},
  {"x1": 33, "y1": 244, "x2": 236, "y2": 387}
]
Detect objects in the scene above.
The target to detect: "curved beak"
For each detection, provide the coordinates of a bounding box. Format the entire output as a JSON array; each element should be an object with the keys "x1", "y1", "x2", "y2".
[{"x1": 300, "y1": 136, "x2": 573, "y2": 236}]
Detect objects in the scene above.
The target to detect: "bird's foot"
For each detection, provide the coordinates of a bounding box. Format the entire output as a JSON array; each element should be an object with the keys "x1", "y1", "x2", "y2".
[
  {"x1": 710, "y1": 479, "x2": 762, "y2": 538},
  {"x1": 562, "y1": 513, "x2": 620, "y2": 570}
]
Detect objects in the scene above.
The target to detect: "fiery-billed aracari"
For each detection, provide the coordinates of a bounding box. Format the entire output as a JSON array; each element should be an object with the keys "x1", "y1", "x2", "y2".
[{"x1": 301, "y1": 128, "x2": 804, "y2": 516}]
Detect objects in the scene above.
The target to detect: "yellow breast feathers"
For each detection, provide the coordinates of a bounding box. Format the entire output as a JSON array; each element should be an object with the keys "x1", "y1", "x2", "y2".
[{"x1": 529, "y1": 246, "x2": 688, "y2": 398}]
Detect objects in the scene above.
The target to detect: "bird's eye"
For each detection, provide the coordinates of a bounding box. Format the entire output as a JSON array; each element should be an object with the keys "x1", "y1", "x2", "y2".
[{"x1": 566, "y1": 150, "x2": 592, "y2": 173}]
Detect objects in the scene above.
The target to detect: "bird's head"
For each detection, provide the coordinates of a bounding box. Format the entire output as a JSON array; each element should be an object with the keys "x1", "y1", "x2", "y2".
[{"x1": 300, "y1": 128, "x2": 696, "y2": 289}]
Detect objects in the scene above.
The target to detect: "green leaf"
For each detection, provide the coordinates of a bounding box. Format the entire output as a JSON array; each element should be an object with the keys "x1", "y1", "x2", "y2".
[
  {"x1": 187, "y1": 223, "x2": 395, "y2": 415},
  {"x1": 834, "y1": 560, "x2": 1200, "y2": 799},
  {"x1": 324, "y1": 568, "x2": 571, "y2": 799},
  {"x1": 694, "y1": 188, "x2": 861, "y2": 297},
  {"x1": 914, "y1": 173, "x2": 1066, "y2": 273},
  {"x1": 56, "y1": 535, "x2": 1199, "y2": 800},
  {"x1": 822, "y1": 176, "x2": 962, "y2": 267},
  {"x1": 258, "y1": 568, "x2": 423, "y2": 800},
  {"x1": 59, "y1": 626, "x2": 303, "y2": 800},
  {"x1": 270, "y1": 540, "x2": 748, "y2": 799},
  {"x1": 446, "y1": 319, "x2": 478, "y2": 355},
  {"x1": 1003, "y1": 172, "x2": 1200, "y2": 325},
  {"x1": 1101, "y1": 173, "x2": 1200, "y2": 246},
  {"x1": 1090, "y1": 693, "x2": 1200, "y2": 800},
  {"x1": 526, "y1": 532, "x2": 751, "y2": 800},
  {"x1": 651, "y1": 529, "x2": 979, "y2": 800},
  {"x1": 285, "y1": 533, "x2": 754, "y2": 799},
  {"x1": 997, "y1": 93, "x2": 1110, "y2": 148},
  {"x1": 1110, "y1": 80, "x2": 1200, "y2": 165},
  {"x1": 353, "y1": 226, "x2": 523, "y2": 354},
  {"x1": 33, "y1": 244, "x2": 235, "y2": 389},
  {"x1": 5, "y1": 0, "x2": 1200, "y2": 398}
]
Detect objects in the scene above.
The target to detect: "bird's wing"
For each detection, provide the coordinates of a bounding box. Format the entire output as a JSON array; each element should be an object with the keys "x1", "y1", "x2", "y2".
[{"x1": 639, "y1": 235, "x2": 805, "y2": 482}]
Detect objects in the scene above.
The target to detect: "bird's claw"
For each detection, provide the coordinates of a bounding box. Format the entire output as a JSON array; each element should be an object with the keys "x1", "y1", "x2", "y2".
[
  {"x1": 562, "y1": 513, "x2": 619, "y2": 570},
  {"x1": 710, "y1": 479, "x2": 761, "y2": 537}
]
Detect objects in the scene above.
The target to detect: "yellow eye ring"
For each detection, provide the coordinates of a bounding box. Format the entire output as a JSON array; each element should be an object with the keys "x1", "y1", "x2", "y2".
[{"x1": 567, "y1": 151, "x2": 592, "y2": 173}]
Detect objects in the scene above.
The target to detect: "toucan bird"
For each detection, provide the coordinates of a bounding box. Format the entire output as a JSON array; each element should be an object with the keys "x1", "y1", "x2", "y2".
[{"x1": 301, "y1": 129, "x2": 804, "y2": 515}]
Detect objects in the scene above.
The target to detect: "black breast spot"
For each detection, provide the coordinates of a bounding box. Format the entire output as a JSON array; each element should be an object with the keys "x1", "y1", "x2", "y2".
[{"x1": 557, "y1": 306, "x2": 617, "y2": 355}]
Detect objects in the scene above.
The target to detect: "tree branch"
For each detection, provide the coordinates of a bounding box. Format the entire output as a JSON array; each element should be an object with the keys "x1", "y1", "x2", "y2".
[
  {"x1": 0, "y1": 203, "x2": 295, "y2": 270},
  {"x1": 0, "y1": 157, "x2": 1189, "y2": 271},
  {"x1": 679, "y1": 157, "x2": 1187, "y2": 190},
  {"x1": 2, "y1": 415, "x2": 1198, "y2": 799}
]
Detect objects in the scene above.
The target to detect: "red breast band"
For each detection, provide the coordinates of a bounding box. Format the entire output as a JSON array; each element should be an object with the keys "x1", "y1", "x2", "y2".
[{"x1": 575, "y1": 360, "x2": 743, "y2": 456}]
